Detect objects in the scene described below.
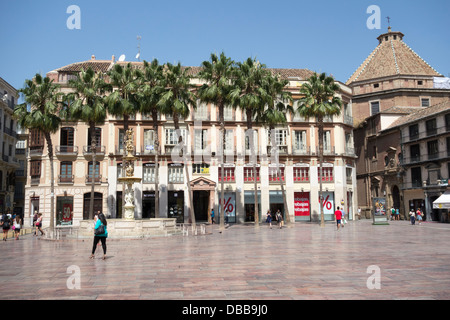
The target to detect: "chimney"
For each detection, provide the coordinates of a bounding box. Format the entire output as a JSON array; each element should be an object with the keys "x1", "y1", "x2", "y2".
[{"x1": 112, "y1": 55, "x2": 115, "y2": 62}]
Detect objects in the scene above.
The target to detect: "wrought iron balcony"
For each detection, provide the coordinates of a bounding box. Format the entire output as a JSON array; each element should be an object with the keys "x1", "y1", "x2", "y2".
[
  {"x1": 58, "y1": 175, "x2": 74, "y2": 184},
  {"x1": 56, "y1": 145, "x2": 78, "y2": 156},
  {"x1": 83, "y1": 145, "x2": 105, "y2": 156}
]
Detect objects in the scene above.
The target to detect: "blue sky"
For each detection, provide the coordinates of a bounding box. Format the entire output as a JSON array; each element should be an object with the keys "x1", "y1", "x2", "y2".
[{"x1": 1, "y1": 0, "x2": 449, "y2": 91}]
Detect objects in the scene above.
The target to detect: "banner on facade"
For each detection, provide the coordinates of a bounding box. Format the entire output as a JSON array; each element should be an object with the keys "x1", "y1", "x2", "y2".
[
  {"x1": 219, "y1": 192, "x2": 236, "y2": 221},
  {"x1": 294, "y1": 192, "x2": 310, "y2": 216},
  {"x1": 320, "y1": 192, "x2": 335, "y2": 215}
]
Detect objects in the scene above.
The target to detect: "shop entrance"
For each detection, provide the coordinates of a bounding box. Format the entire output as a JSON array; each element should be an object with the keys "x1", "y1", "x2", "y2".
[
  {"x1": 142, "y1": 191, "x2": 155, "y2": 219},
  {"x1": 193, "y1": 190, "x2": 209, "y2": 221}
]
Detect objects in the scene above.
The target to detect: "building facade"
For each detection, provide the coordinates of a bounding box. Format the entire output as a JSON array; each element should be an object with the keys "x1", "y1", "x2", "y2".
[
  {"x1": 348, "y1": 28, "x2": 450, "y2": 219},
  {"x1": 393, "y1": 101, "x2": 450, "y2": 222},
  {"x1": 23, "y1": 56, "x2": 356, "y2": 227},
  {"x1": 0, "y1": 77, "x2": 20, "y2": 216}
]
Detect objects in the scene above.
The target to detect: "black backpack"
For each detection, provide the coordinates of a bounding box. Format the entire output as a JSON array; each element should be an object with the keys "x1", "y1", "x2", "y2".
[{"x1": 2, "y1": 218, "x2": 10, "y2": 229}]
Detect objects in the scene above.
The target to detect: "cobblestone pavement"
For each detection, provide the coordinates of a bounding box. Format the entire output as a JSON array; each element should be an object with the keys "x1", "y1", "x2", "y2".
[{"x1": 1, "y1": 220, "x2": 450, "y2": 300}]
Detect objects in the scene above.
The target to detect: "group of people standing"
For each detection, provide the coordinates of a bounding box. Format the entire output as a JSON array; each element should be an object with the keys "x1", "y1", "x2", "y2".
[
  {"x1": 409, "y1": 208, "x2": 424, "y2": 225},
  {"x1": 1, "y1": 213, "x2": 23, "y2": 241},
  {"x1": 265, "y1": 209, "x2": 283, "y2": 229},
  {"x1": 389, "y1": 207, "x2": 401, "y2": 221}
]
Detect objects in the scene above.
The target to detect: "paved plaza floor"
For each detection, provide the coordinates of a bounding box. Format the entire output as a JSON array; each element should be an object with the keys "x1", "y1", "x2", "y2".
[{"x1": 1, "y1": 219, "x2": 450, "y2": 301}]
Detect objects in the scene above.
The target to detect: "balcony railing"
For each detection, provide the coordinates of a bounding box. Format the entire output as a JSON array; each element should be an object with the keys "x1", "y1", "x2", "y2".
[
  {"x1": 29, "y1": 146, "x2": 44, "y2": 157},
  {"x1": 58, "y1": 175, "x2": 74, "y2": 184},
  {"x1": 83, "y1": 145, "x2": 105, "y2": 155},
  {"x1": 85, "y1": 175, "x2": 102, "y2": 184},
  {"x1": 401, "y1": 151, "x2": 450, "y2": 166},
  {"x1": 401, "y1": 124, "x2": 449, "y2": 143},
  {"x1": 266, "y1": 145, "x2": 288, "y2": 156},
  {"x1": 56, "y1": 145, "x2": 78, "y2": 156}
]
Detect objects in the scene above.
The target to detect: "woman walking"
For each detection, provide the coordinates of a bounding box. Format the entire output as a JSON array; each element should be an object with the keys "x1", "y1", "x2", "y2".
[
  {"x1": 276, "y1": 210, "x2": 283, "y2": 229},
  {"x1": 266, "y1": 210, "x2": 272, "y2": 229},
  {"x1": 35, "y1": 213, "x2": 45, "y2": 236},
  {"x1": 1, "y1": 213, "x2": 11, "y2": 241},
  {"x1": 13, "y1": 215, "x2": 22, "y2": 240},
  {"x1": 90, "y1": 213, "x2": 108, "y2": 260}
]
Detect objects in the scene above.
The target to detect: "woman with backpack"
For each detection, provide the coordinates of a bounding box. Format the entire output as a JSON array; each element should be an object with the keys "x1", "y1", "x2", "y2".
[
  {"x1": 276, "y1": 210, "x2": 283, "y2": 229},
  {"x1": 1, "y1": 213, "x2": 11, "y2": 241},
  {"x1": 90, "y1": 213, "x2": 108, "y2": 260}
]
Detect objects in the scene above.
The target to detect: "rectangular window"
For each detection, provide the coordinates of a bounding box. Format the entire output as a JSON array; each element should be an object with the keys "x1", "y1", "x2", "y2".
[
  {"x1": 409, "y1": 124, "x2": 419, "y2": 140},
  {"x1": 421, "y1": 98, "x2": 430, "y2": 107},
  {"x1": 143, "y1": 163, "x2": 156, "y2": 183},
  {"x1": 165, "y1": 129, "x2": 187, "y2": 145},
  {"x1": 323, "y1": 131, "x2": 331, "y2": 153},
  {"x1": 194, "y1": 103, "x2": 208, "y2": 120},
  {"x1": 293, "y1": 167, "x2": 309, "y2": 182},
  {"x1": 30, "y1": 160, "x2": 42, "y2": 177},
  {"x1": 410, "y1": 144, "x2": 420, "y2": 162},
  {"x1": 224, "y1": 105, "x2": 234, "y2": 121},
  {"x1": 192, "y1": 163, "x2": 210, "y2": 174},
  {"x1": 411, "y1": 167, "x2": 422, "y2": 188},
  {"x1": 244, "y1": 166, "x2": 260, "y2": 182},
  {"x1": 426, "y1": 118, "x2": 437, "y2": 136},
  {"x1": 60, "y1": 161, "x2": 73, "y2": 183},
  {"x1": 268, "y1": 167, "x2": 285, "y2": 182},
  {"x1": 168, "y1": 165, "x2": 184, "y2": 183},
  {"x1": 224, "y1": 129, "x2": 234, "y2": 152},
  {"x1": 194, "y1": 129, "x2": 208, "y2": 151},
  {"x1": 318, "y1": 167, "x2": 334, "y2": 182},
  {"x1": 30, "y1": 129, "x2": 44, "y2": 147},
  {"x1": 218, "y1": 167, "x2": 235, "y2": 182},
  {"x1": 427, "y1": 140, "x2": 439, "y2": 159},
  {"x1": 371, "y1": 101, "x2": 380, "y2": 115},
  {"x1": 293, "y1": 131, "x2": 307, "y2": 153}
]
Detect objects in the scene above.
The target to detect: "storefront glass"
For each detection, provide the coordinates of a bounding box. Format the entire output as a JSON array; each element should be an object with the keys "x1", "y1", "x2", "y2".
[
  {"x1": 244, "y1": 191, "x2": 261, "y2": 222},
  {"x1": 168, "y1": 191, "x2": 184, "y2": 223},
  {"x1": 56, "y1": 196, "x2": 73, "y2": 226},
  {"x1": 294, "y1": 192, "x2": 310, "y2": 222},
  {"x1": 218, "y1": 192, "x2": 236, "y2": 223}
]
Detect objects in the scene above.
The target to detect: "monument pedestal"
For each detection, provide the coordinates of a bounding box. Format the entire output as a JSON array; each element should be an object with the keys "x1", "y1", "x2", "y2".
[{"x1": 76, "y1": 218, "x2": 180, "y2": 239}]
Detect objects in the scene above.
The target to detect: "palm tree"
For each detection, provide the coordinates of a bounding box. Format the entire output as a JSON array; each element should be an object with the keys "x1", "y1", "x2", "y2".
[
  {"x1": 106, "y1": 62, "x2": 142, "y2": 218},
  {"x1": 14, "y1": 74, "x2": 63, "y2": 236},
  {"x1": 230, "y1": 57, "x2": 272, "y2": 228},
  {"x1": 66, "y1": 67, "x2": 111, "y2": 220},
  {"x1": 256, "y1": 72, "x2": 293, "y2": 226},
  {"x1": 158, "y1": 62, "x2": 197, "y2": 225},
  {"x1": 197, "y1": 52, "x2": 235, "y2": 230},
  {"x1": 296, "y1": 72, "x2": 343, "y2": 227},
  {"x1": 106, "y1": 63, "x2": 142, "y2": 134},
  {"x1": 139, "y1": 59, "x2": 165, "y2": 218}
]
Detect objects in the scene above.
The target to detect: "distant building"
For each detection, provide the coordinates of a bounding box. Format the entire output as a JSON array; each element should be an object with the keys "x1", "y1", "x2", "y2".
[
  {"x1": 347, "y1": 28, "x2": 450, "y2": 219},
  {"x1": 0, "y1": 76, "x2": 20, "y2": 215},
  {"x1": 390, "y1": 101, "x2": 450, "y2": 222}
]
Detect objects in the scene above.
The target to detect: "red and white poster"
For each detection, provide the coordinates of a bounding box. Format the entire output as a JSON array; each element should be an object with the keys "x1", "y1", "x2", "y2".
[
  {"x1": 294, "y1": 192, "x2": 310, "y2": 216},
  {"x1": 62, "y1": 203, "x2": 73, "y2": 223}
]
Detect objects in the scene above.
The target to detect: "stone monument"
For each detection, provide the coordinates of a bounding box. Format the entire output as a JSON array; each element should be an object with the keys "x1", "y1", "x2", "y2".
[{"x1": 118, "y1": 129, "x2": 142, "y2": 220}]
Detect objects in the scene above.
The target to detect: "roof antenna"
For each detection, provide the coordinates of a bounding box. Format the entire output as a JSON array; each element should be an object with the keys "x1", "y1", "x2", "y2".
[{"x1": 136, "y1": 35, "x2": 141, "y2": 61}]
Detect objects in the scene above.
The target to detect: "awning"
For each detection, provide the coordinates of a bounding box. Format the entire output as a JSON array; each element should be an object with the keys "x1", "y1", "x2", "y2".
[{"x1": 433, "y1": 191, "x2": 450, "y2": 209}]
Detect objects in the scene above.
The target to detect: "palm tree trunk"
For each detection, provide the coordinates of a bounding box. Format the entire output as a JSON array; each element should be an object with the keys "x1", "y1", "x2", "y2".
[
  {"x1": 219, "y1": 104, "x2": 225, "y2": 231},
  {"x1": 121, "y1": 114, "x2": 129, "y2": 219},
  {"x1": 152, "y1": 110, "x2": 160, "y2": 218},
  {"x1": 318, "y1": 117, "x2": 325, "y2": 227},
  {"x1": 44, "y1": 132, "x2": 55, "y2": 236},
  {"x1": 89, "y1": 122, "x2": 96, "y2": 221},
  {"x1": 271, "y1": 127, "x2": 290, "y2": 226},
  {"x1": 174, "y1": 115, "x2": 196, "y2": 226},
  {"x1": 247, "y1": 109, "x2": 259, "y2": 228}
]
